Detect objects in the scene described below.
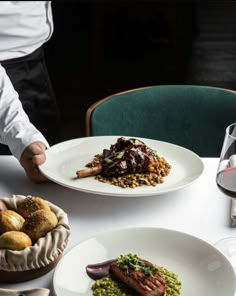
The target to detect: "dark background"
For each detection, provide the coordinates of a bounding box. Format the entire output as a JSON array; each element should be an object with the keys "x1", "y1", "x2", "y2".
[{"x1": 44, "y1": 0, "x2": 236, "y2": 142}]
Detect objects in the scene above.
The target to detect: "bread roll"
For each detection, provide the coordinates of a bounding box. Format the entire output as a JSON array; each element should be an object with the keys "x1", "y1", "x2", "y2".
[
  {"x1": 0, "y1": 231, "x2": 32, "y2": 250},
  {"x1": 17, "y1": 196, "x2": 51, "y2": 218},
  {"x1": 22, "y1": 209, "x2": 58, "y2": 242},
  {"x1": 0, "y1": 199, "x2": 7, "y2": 212},
  {"x1": 0, "y1": 210, "x2": 25, "y2": 233}
]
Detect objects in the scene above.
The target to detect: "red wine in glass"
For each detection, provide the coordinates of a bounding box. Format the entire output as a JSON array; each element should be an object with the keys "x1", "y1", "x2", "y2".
[
  {"x1": 217, "y1": 167, "x2": 236, "y2": 198},
  {"x1": 215, "y1": 123, "x2": 236, "y2": 268}
]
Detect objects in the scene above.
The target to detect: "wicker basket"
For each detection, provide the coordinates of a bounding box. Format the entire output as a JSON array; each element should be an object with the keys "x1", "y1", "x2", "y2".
[{"x1": 0, "y1": 195, "x2": 70, "y2": 283}]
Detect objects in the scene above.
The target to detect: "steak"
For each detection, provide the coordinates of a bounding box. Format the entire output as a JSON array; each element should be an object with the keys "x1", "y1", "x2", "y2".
[{"x1": 109, "y1": 255, "x2": 166, "y2": 296}]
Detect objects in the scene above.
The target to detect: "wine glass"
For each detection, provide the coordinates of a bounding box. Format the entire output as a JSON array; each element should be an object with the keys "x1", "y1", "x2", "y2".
[{"x1": 215, "y1": 122, "x2": 236, "y2": 268}]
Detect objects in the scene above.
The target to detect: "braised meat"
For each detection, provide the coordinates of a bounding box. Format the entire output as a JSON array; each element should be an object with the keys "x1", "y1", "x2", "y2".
[
  {"x1": 76, "y1": 137, "x2": 171, "y2": 181},
  {"x1": 101, "y1": 137, "x2": 158, "y2": 177}
]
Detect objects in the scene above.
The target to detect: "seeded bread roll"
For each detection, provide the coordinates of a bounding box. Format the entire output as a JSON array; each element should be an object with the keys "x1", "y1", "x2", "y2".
[
  {"x1": 0, "y1": 210, "x2": 25, "y2": 233},
  {"x1": 0, "y1": 231, "x2": 32, "y2": 250},
  {"x1": 22, "y1": 209, "x2": 58, "y2": 242},
  {"x1": 0, "y1": 200, "x2": 7, "y2": 212},
  {"x1": 17, "y1": 196, "x2": 51, "y2": 218}
]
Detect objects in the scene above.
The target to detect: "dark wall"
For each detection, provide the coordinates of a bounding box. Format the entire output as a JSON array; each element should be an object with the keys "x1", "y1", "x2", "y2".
[{"x1": 44, "y1": 1, "x2": 236, "y2": 141}]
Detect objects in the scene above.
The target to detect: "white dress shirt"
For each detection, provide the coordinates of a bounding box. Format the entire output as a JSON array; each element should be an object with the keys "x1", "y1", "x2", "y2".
[
  {"x1": 0, "y1": 64, "x2": 49, "y2": 160},
  {"x1": 0, "y1": 1, "x2": 53, "y2": 60},
  {"x1": 0, "y1": 1, "x2": 52, "y2": 159}
]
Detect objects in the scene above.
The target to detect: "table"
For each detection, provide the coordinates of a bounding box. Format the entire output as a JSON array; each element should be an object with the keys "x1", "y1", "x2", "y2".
[{"x1": 0, "y1": 156, "x2": 234, "y2": 295}]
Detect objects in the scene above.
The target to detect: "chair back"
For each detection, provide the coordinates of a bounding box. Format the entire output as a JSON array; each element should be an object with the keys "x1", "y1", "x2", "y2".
[{"x1": 86, "y1": 85, "x2": 236, "y2": 156}]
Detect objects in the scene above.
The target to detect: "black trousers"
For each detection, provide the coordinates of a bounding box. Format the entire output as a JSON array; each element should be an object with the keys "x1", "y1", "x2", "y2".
[{"x1": 0, "y1": 46, "x2": 61, "y2": 155}]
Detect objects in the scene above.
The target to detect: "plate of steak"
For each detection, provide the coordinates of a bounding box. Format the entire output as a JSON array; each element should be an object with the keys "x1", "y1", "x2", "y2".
[{"x1": 53, "y1": 227, "x2": 236, "y2": 296}]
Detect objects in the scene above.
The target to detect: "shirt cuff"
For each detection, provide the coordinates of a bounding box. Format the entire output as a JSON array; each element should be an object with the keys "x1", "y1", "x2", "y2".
[{"x1": 4, "y1": 121, "x2": 50, "y2": 161}]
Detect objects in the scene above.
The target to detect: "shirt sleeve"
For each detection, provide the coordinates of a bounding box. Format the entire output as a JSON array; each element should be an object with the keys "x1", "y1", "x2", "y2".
[{"x1": 0, "y1": 64, "x2": 49, "y2": 160}]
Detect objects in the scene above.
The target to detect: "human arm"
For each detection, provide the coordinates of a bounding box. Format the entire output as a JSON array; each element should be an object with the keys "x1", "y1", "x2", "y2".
[{"x1": 0, "y1": 64, "x2": 49, "y2": 182}]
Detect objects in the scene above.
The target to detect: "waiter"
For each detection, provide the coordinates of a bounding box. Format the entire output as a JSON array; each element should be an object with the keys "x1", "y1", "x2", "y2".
[{"x1": 0, "y1": 1, "x2": 60, "y2": 154}]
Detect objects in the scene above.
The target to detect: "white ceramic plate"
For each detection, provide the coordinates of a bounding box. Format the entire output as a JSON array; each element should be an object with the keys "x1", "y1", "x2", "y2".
[
  {"x1": 39, "y1": 136, "x2": 204, "y2": 197},
  {"x1": 53, "y1": 227, "x2": 236, "y2": 296}
]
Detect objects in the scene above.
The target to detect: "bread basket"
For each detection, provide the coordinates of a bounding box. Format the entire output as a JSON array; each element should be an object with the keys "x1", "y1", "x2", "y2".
[{"x1": 0, "y1": 195, "x2": 70, "y2": 283}]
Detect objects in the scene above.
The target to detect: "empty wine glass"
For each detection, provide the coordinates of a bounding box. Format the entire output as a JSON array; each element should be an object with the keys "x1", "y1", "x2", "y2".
[{"x1": 215, "y1": 123, "x2": 236, "y2": 268}]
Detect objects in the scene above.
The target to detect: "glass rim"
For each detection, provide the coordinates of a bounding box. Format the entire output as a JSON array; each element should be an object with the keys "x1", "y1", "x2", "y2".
[{"x1": 226, "y1": 123, "x2": 236, "y2": 139}]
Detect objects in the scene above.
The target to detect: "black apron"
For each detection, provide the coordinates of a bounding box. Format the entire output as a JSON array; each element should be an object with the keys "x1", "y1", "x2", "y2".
[{"x1": 0, "y1": 46, "x2": 61, "y2": 155}]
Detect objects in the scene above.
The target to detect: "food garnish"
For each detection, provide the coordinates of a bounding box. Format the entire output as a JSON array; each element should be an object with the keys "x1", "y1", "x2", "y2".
[{"x1": 116, "y1": 254, "x2": 159, "y2": 276}]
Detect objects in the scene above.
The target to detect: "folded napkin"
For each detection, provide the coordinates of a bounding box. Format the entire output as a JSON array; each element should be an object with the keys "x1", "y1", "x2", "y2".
[
  {"x1": 229, "y1": 155, "x2": 236, "y2": 226},
  {"x1": 0, "y1": 288, "x2": 50, "y2": 296},
  {"x1": 231, "y1": 199, "x2": 236, "y2": 226}
]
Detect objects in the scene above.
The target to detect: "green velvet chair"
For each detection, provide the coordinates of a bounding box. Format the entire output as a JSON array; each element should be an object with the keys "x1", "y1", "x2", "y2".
[{"x1": 85, "y1": 85, "x2": 236, "y2": 157}]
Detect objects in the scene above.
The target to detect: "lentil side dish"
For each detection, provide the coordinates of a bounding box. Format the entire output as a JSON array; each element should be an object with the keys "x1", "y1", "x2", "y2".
[{"x1": 76, "y1": 137, "x2": 171, "y2": 188}]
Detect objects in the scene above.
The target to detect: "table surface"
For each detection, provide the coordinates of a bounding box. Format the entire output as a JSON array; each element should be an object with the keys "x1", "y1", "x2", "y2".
[{"x1": 0, "y1": 156, "x2": 235, "y2": 295}]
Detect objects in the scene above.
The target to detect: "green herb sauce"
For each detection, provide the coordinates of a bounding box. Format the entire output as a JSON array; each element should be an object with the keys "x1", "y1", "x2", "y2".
[{"x1": 92, "y1": 277, "x2": 133, "y2": 296}]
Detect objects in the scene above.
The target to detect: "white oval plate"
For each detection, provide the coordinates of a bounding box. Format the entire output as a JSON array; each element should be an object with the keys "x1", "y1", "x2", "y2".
[
  {"x1": 39, "y1": 136, "x2": 204, "y2": 197},
  {"x1": 53, "y1": 227, "x2": 236, "y2": 296}
]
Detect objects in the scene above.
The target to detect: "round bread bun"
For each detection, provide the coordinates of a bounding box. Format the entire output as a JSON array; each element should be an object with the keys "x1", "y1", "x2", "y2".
[
  {"x1": 0, "y1": 231, "x2": 32, "y2": 250},
  {"x1": 0, "y1": 210, "x2": 25, "y2": 234},
  {"x1": 22, "y1": 209, "x2": 58, "y2": 242},
  {"x1": 17, "y1": 196, "x2": 51, "y2": 218},
  {"x1": 0, "y1": 200, "x2": 7, "y2": 212}
]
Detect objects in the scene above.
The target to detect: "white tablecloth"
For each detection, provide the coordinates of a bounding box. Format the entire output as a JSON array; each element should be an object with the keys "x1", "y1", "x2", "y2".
[{"x1": 0, "y1": 156, "x2": 234, "y2": 294}]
